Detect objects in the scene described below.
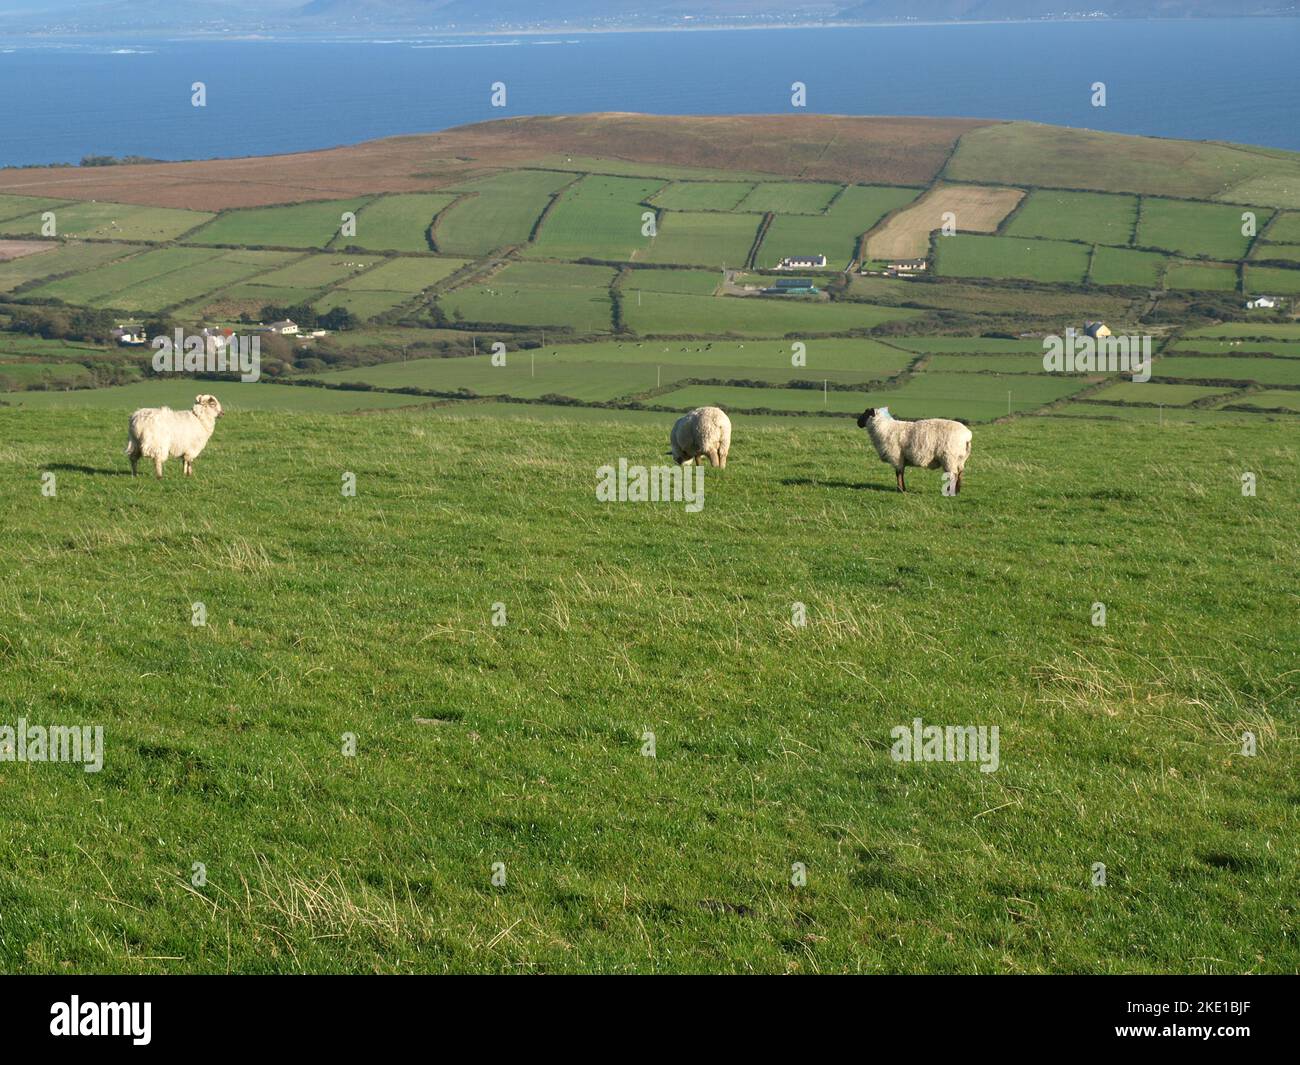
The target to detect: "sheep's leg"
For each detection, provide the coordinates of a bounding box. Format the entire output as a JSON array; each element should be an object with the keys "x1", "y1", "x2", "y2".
[
  {"x1": 129, "y1": 454, "x2": 138, "y2": 477},
  {"x1": 153, "y1": 457, "x2": 165, "y2": 479},
  {"x1": 955, "y1": 469, "x2": 963, "y2": 494},
  {"x1": 184, "y1": 458, "x2": 193, "y2": 477},
  {"x1": 896, "y1": 468, "x2": 906, "y2": 492}
]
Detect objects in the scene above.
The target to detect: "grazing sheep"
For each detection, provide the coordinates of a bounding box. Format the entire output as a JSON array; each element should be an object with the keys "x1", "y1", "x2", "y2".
[
  {"x1": 856, "y1": 406, "x2": 971, "y2": 493},
  {"x1": 125, "y1": 394, "x2": 224, "y2": 479},
  {"x1": 670, "y1": 406, "x2": 731, "y2": 468}
]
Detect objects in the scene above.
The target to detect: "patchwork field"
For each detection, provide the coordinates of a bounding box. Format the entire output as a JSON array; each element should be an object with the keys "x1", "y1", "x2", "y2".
[
  {"x1": 1136, "y1": 197, "x2": 1266, "y2": 261},
  {"x1": 637, "y1": 212, "x2": 762, "y2": 268},
  {"x1": 0, "y1": 199, "x2": 212, "y2": 242},
  {"x1": 865, "y1": 184, "x2": 1023, "y2": 260},
  {"x1": 435, "y1": 170, "x2": 576, "y2": 256},
  {"x1": 189, "y1": 199, "x2": 371, "y2": 249},
  {"x1": 759, "y1": 185, "x2": 920, "y2": 269},
  {"x1": 933, "y1": 234, "x2": 1091, "y2": 284},
  {"x1": 3, "y1": 116, "x2": 1298, "y2": 976},
  {"x1": 1089, "y1": 246, "x2": 1167, "y2": 288},
  {"x1": 649, "y1": 181, "x2": 755, "y2": 211},
  {"x1": 528, "y1": 175, "x2": 665, "y2": 262},
  {"x1": 346, "y1": 194, "x2": 458, "y2": 253},
  {"x1": 1005, "y1": 190, "x2": 1137, "y2": 246}
]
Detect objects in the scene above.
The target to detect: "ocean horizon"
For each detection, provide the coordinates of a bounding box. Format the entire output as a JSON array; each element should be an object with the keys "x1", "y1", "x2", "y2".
[{"x1": 2, "y1": 18, "x2": 1298, "y2": 167}]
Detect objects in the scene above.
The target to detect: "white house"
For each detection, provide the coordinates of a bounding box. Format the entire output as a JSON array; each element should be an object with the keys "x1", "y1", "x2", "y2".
[
  {"x1": 263, "y1": 319, "x2": 300, "y2": 336},
  {"x1": 1246, "y1": 296, "x2": 1279, "y2": 309},
  {"x1": 112, "y1": 325, "x2": 145, "y2": 345},
  {"x1": 778, "y1": 254, "x2": 827, "y2": 270},
  {"x1": 887, "y1": 258, "x2": 928, "y2": 275}
]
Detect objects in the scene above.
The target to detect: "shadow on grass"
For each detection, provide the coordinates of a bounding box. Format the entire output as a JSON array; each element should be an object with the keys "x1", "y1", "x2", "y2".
[
  {"x1": 781, "y1": 476, "x2": 898, "y2": 493},
  {"x1": 43, "y1": 463, "x2": 132, "y2": 477}
]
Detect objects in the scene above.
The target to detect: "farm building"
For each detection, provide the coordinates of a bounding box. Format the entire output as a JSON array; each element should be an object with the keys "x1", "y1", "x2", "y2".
[
  {"x1": 1084, "y1": 321, "x2": 1112, "y2": 339},
  {"x1": 763, "y1": 277, "x2": 819, "y2": 295},
  {"x1": 262, "y1": 319, "x2": 300, "y2": 336},
  {"x1": 1246, "y1": 296, "x2": 1279, "y2": 309},
  {"x1": 112, "y1": 324, "x2": 146, "y2": 345},
  {"x1": 777, "y1": 254, "x2": 827, "y2": 270},
  {"x1": 887, "y1": 258, "x2": 928, "y2": 274}
]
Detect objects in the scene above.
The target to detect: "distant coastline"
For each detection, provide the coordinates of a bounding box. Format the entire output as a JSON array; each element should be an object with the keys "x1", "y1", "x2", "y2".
[{"x1": 4, "y1": 13, "x2": 1299, "y2": 44}]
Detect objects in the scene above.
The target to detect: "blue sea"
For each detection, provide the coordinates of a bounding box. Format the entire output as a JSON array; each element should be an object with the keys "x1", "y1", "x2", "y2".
[{"x1": 1, "y1": 18, "x2": 1297, "y2": 167}]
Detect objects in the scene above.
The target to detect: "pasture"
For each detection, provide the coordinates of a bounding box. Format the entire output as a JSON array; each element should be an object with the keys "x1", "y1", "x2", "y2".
[
  {"x1": 347, "y1": 194, "x2": 458, "y2": 253},
  {"x1": 189, "y1": 199, "x2": 371, "y2": 249},
  {"x1": 1088, "y1": 246, "x2": 1167, "y2": 288},
  {"x1": 435, "y1": 170, "x2": 576, "y2": 256},
  {"x1": 933, "y1": 234, "x2": 1090, "y2": 284},
  {"x1": 5, "y1": 408, "x2": 1291, "y2": 973},
  {"x1": 1005, "y1": 190, "x2": 1137, "y2": 246},
  {"x1": 1137, "y1": 198, "x2": 1264, "y2": 261},
  {"x1": 637, "y1": 212, "x2": 763, "y2": 268},
  {"x1": 527, "y1": 175, "x2": 665, "y2": 262},
  {"x1": 649, "y1": 182, "x2": 755, "y2": 211}
]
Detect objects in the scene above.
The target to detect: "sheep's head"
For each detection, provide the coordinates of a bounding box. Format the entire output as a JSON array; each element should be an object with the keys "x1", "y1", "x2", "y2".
[
  {"x1": 194, "y1": 394, "x2": 224, "y2": 419},
  {"x1": 856, "y1": 408, "x2": 876, "y2": 429}
]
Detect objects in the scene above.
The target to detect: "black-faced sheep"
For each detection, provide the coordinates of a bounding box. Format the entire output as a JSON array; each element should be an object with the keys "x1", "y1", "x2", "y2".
[
  {"x1": 126, "y1": 394, "x2": 224, "y2": 479},
  {"x1": 856, "y1": 406, "x2": 971, "y2": 493}
]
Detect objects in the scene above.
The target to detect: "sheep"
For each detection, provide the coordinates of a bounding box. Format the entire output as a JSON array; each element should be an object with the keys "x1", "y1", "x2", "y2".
[
  {"x1": 670, "y1": 406, "x2": 731, "y2": 468},
  {"x1": 125, "y1": 394, "x2": 224, "y2": 479},
  {"x1": 856, "y1": 406, "x2": 971, "y2": 493}
]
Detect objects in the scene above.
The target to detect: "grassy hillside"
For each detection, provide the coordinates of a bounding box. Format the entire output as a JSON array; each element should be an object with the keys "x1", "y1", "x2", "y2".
[{"x1": 1, "y1": 407, "x2": 1295, "y2": 974}]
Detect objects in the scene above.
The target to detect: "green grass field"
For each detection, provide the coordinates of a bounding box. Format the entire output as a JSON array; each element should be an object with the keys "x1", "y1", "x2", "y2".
[
  {"x1": 440, "y1": 262, "x2": 616, "y2": 334},
  {"x1": 637, "y1": 212, "x2": 762, "y2": 268},
  {"x1": 1089, "y1": 246, "x2": 1167, "y2": 288},
  {"x1": 649, "y1": 181, "x2": 755, "y2": 211},
  {"x1": 4, "y1": 123, "x2": 1300, "y2": 974},
  {"x1": 188, "y1": 199, "x2": 371, "y2": 249},
  {"x1": 527, "y1": 175, "x2": 665, "y2": 262},
  {"x1": 0, "y1": 241, "x2": 136, "y2": 292},
  {"x1": 1152, "y1": 357, "x2": 1300, "y2": 387},
  {"x1": 1005, "y1": 190, "x2": 1137, "y2": 246},
  {"x1": 1164, "y1": 261, "x2": 1240, "y2": 292},
  {"x1": 621, "y1": 291, "x2": 917, "y2": 336},
  {"x1": 1137, "y1": 198, "x2": 1265, "y2": 261},
  {"x1": 0, "y1": 200, "x2": 213, "y2": 242},
  {"x1": 934, "y1": 234, "x2": 1091, "y2": 284},
  {"x1": 345, "y1": 194, "x2": 458, "y2": 253},
  {"x1": 5, "y1": 406, "x2": 1292, "y2": 975},
  {"x1": 735, "y1": 182, "x2": 842, "y2": 214},
  {"x1": 436, "y1": 171, "x2": 576, "y2": 256}
]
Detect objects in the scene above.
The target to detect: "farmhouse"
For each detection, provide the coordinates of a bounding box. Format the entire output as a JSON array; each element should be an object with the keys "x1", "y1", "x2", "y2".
[
  {"x1": 887, "y1": 258, "x2": 928, "y2": 274},
  {"x1": 1084, "y1": 321, "x2": 1111, "y2": 339},
  {"x1": 1246, "y1": 296, "x2": 1279, "y2": 309},
  {"x1": 777, "y1": 254, "x2": 827, "y2": 270},
  {"x1": 112, "y1": 324, "x2": 145, "y2": 345},
  {"x1": 262, "y1": 319, "x2": 300, "y2": 336}
]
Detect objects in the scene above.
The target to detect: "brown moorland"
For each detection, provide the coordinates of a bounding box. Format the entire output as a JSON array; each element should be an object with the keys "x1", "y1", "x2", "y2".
[{"x1": 0, "y1": 114, "x2": 994, "y2": 212}]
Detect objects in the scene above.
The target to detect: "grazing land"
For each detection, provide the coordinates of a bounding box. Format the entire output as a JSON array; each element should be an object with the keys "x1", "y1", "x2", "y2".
[
  {"x1": 1005, "y1": 190, "x2": 1138, "y2": 246},
  {"x1": 933, "y1": 234, "x2": 1091, "y2": 284},
  {"x1": 2, "y1": 114, "x2": 1299, "y2": 974}
]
